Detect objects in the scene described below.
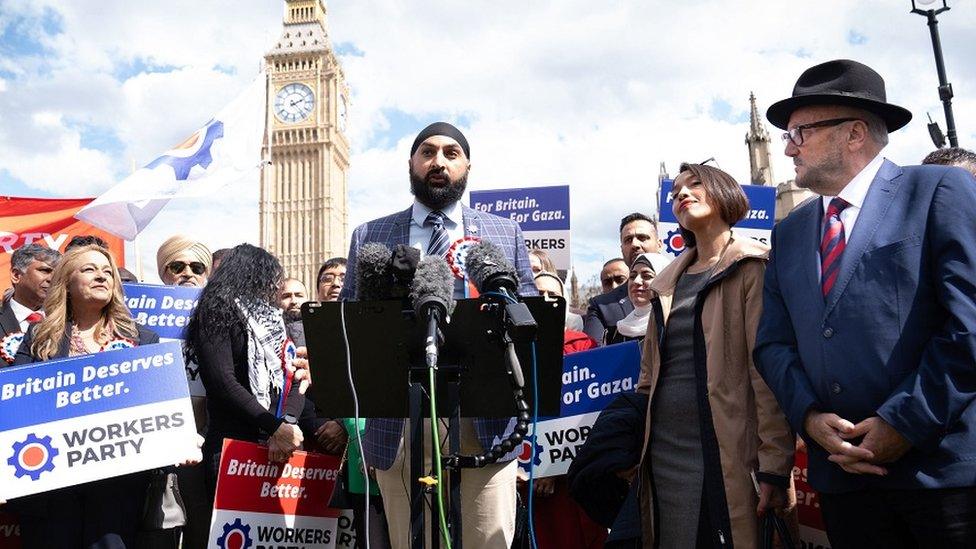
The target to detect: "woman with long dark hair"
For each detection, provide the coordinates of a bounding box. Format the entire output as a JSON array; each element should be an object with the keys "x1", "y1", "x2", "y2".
[
  {"x1": 11, "y1": 244, "x2": 159, "y2": 548},
  {"x1": 631, "y1": 164, "x2": 794, "y2": 548},
  {"x1": 185, "y1": 244, "x2": 305, "y2": 493}
]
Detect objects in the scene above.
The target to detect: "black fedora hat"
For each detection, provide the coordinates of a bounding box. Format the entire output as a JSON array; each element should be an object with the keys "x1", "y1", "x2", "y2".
[{"x1": 766, "y1": 59, "x2": 912, "y2": 132}]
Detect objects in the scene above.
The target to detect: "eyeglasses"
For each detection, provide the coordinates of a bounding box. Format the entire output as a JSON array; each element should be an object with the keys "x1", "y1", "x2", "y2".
[
  {"x1": 166, "y1": 261, "x2": 207, "y2": 276},
  {"x1": 781, "y1": 118, "x2": 861, "y2": 147},
  {"x1": 319, "y1": 273, "x2": 346, "y2": 285}
]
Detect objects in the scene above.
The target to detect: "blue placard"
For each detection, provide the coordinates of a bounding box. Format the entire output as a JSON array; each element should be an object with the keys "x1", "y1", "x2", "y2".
[
  {"x1": 659, "y1": 179, "x2": 775, "y2": 230},
  {"x1": 470, "y1": 185, "x2": 570, "y2": 231},
  {"x1": 0, "y1": 342, "x2": 188, "y2": 431},
  {"x1": 559, "y1": 340, "x2": 641, "y2": 416},
  {"x1": 123, "y1": 283, "x2": 201, "y2": 340}
]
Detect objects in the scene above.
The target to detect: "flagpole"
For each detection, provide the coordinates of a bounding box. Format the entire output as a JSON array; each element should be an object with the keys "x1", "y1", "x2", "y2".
[
  {"x1": 130, "y1": 158, "x2": 144, "y2": 282},
  {"x1": 262, "y1": 63, "x2": 273, "y2": 249}
]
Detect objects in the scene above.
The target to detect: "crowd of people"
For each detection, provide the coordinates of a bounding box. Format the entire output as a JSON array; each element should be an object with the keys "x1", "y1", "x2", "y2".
[{"x1": 1, "y1": 57, "x2": 976, "y2": 549}]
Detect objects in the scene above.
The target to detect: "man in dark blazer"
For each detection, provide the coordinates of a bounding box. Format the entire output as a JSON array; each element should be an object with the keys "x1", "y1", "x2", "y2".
[
  {"x1": 583, "y1": 213, "x2": 670, "y2": 344},
  {"x1": 1, "y1": 244, "x2": 60, "y2": 363},
  {"x1": 339, "y1": 122, "x2": 536, "y2": 548},
  {"x1": 755, "y1": 59, "x2": 976, "y2": 547}
]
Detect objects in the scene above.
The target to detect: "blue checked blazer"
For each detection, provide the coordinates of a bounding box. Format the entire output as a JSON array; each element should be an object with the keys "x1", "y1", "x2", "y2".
[{"x1": 340, "y1": 203, "x2": 538, "y2": 470}]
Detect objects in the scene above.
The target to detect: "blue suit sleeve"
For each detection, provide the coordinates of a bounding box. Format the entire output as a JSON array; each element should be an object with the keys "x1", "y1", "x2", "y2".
[
  {"x1": 754, "y1": 225, "x2": 823, "y2": 438},
  {"x1": 583, "y1": 299, "x2": 607, "y2": 344},
  {"x1": 511, "y1": 223, "x2": 538, "y2": 298},
  {"x1": 339, "y1": 224, "x2": 363, "y2": 301},
  {"x1": 877, "y1": 169, "x2": 976, "y2": 451}
]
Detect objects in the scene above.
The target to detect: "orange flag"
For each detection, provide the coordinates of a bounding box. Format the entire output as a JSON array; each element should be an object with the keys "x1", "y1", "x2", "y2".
[{"x1": 0, "y1": 196, "x2": 125, "y2": 291}]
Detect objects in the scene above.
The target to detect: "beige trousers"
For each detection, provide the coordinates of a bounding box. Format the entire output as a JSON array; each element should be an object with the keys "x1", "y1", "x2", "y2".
[{"x1": 374, "y1": 418, "x2": 517, "y2": 549}]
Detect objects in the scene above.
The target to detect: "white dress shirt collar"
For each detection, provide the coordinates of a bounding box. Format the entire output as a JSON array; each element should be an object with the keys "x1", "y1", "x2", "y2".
[
  {"x1": 8, "y1": 297, "x2": 35, "y2": 333},
  {"x1": 821, "y1": 152, "x2": 885, "y2": 213},
  {"x1": 411, "y1": 199, "x2": 462, "y2": 229}
]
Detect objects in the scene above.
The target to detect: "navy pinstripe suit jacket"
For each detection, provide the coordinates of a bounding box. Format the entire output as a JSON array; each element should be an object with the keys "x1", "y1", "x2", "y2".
[{"x1": 339, "y1": 203, "x2": 537, "y2": 470}]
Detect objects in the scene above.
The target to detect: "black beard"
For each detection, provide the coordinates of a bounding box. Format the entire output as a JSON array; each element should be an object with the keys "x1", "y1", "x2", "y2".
[
  {"x1": 409, "y1": 168, "x2": 468, "y2": 210},
  {"x1": 284, "y1": 308, "x2": 302, "y2": 322}
]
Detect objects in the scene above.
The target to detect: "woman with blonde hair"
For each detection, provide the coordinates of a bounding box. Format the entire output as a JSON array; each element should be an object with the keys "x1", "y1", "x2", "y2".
[
  {"x1": 11, "y1": 244, "x2": 159, "y2": 548},
  {"x1": 628, "y1": 164, "x2": 794, "y2": 548}
]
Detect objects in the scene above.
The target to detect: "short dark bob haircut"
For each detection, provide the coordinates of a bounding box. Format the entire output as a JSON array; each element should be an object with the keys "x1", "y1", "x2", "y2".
[{"x1": 673, "y1": 163, "x2": 749, "y2": 248}]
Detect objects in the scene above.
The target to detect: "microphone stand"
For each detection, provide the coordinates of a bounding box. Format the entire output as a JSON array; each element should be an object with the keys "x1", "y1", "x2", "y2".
[{"x1": 410, "y1": 301, "x2": 456, "y2": 549}]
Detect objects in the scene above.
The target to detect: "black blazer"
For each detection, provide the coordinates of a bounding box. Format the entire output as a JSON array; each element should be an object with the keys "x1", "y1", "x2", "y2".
[
  {"x1": 0, "y1": 296, "x2": 21, "y2": 338},
  {"x1": 582, "y1": 283, "x2": 634, "y2": 344}
]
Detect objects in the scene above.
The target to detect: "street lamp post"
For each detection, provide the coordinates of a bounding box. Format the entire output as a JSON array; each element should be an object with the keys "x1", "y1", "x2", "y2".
[{"x1": 910, "y1": 0, "x2": 959, "y2": 147}]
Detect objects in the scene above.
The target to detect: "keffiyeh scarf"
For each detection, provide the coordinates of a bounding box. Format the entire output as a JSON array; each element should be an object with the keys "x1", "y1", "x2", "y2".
[{"x1": 236, "y1": 298, "x2": 287, "y2": 410}]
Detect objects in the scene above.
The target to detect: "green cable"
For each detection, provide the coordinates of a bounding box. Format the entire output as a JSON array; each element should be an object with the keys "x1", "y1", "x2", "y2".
[{"x1": 428, "y1": 366, "x2": 453, "y2": 549}]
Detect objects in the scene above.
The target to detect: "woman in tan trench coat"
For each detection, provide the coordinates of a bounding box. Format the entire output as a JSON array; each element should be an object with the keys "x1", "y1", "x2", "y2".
[{"x1": 632, "y1": 163, "x2": 795, "y2": 548}]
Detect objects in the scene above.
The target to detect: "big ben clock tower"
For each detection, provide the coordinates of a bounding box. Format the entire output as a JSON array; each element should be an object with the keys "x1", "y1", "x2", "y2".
[{"x1": 261, "y1": 0, "x2": 350, "y2": 287}]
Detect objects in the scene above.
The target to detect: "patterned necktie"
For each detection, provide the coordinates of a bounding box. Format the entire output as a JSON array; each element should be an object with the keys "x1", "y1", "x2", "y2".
[
  {"x1": 820, "y1": 197, "x2": 850, "y2": 297},
  {"x1": 425, "y1": 210, "x2": 451, "y2": 258},
  {"x1": 26, "y1": 311, "x2": 44, "y2": 324}
]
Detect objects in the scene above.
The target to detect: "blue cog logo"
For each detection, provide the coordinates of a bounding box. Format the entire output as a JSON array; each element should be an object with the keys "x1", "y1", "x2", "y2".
[
  {"x1": 516, "y1": 436, "x2": 544, "y2": 468},
  {"x1": 146, "y1": 119, "x2": 225, "y2": 180},
  {"x1": 216, "y1": 518, "x2": 252, "y2": 549},
  {"x1": 664, "y1": 228, "x2": 686, "y2": 256},
  {"x1": 8, "y1": 433, "x2": 58, "y2": 481}
]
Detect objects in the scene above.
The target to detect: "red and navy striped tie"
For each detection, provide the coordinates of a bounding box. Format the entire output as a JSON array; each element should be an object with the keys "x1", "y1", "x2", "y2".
[{"x1": 820, "y1": 197, "x2": 850, "y2": 297}]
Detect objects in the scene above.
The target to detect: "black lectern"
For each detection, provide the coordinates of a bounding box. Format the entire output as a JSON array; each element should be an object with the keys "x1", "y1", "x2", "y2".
[{"x1": 302, "y1": 296, "x2": 565, "y2": 548}]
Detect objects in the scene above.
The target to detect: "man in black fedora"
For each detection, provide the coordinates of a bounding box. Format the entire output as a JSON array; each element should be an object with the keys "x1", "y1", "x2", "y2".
[{"x1": 755, "y1": 59, "x2": 976, "y2": 547}]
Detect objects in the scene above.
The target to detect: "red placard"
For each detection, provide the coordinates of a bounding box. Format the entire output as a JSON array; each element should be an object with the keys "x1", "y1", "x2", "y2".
[
  {"x1": 0, "y1": 196, "x2": 126, "y2": 290},
  {"x1": 793, "y1": 448, "x2": 832, "y2": 548},
  {"x1": 213, "y1": 439, "x2": 341, "y2": 518}
]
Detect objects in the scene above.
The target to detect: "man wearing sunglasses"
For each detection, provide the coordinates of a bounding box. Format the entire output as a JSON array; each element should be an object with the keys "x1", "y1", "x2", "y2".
[
  {"x1": 157, "y1": 235, "x2": 212, "y2": 287},
  {"x1": 755, "y1": 59, "x2": 976, "y2": 547},
  {"x1": 150, "y1": 234, "x2": 214, "y2": 549}
]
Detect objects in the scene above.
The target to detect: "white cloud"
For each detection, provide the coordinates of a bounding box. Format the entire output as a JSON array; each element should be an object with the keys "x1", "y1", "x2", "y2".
[{"x1": 2, "y1": 0, "x2": 975, "y2": 285}]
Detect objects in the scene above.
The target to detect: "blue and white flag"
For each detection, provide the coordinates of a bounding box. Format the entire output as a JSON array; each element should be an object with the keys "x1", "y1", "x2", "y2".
[{"x1": 76, "y1": 75, "x2": 267, "y2": 240}]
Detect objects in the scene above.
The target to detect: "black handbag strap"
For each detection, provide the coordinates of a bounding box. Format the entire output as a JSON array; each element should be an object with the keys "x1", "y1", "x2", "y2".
[{"x1": 761, "y1": 512, "x2": 796, "y2": 549}]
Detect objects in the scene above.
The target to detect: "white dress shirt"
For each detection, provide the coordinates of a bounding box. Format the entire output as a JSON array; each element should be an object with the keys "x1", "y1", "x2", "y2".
[
  {"x1": 820, "y1": 152, "x2": 885, "y2": 243},
  {"x1": 409, "y1": 199, "x2": 467, "y2": 297},
  {"x1": 409, "y1": 199, "x2": 464, "y2": 255},
  {"x1": 8, "y1": 297, "x2": 36, "y2": 333}
]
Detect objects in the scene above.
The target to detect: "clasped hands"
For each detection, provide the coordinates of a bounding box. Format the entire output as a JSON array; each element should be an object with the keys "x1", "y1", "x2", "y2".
[{"x1": 803, "y1": 412, "x2": 912, "y2": 475}]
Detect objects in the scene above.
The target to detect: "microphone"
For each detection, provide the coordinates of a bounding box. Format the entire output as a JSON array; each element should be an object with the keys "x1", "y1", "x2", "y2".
[
  {"x1": 389, "y1": 244, "x2": 421, "y2": 298},
  {"x1": 465, "y1": 241, "x2": 536, "y2": 342},
  {"x1": 465, "y1": 241, "x2": 520, "y2": 298},
  {"x1": 409, "y1": 256, "x2": 455, "y2": 368},
  {"x1": 356, "y1": 242, "x2": 393, "y2": 301},
  {"x1": 355, "y1": 243, "x2": 421, "y2": 301}
]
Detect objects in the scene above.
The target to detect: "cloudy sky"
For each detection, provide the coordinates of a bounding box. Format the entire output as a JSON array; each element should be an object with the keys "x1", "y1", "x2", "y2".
[{"x1": 1, "y1": 0, "x2": 974, "y2": 284}]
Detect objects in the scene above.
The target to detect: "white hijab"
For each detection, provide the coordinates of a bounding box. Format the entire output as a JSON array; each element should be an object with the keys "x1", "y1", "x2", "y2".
[
  {"x1": 616, "y1": 303, "x2": 651, "y2": 338},
  {"x1": 614, "y1": 252, "x2": 671, "y2": 338}
]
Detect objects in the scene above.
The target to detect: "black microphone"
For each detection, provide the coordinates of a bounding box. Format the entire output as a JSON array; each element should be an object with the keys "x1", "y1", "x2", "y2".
[
  {"x1": 465, "y1": 241, "x2": 536, "y2": 342},
  {"x1": 465, "y1": 241, "x2": 520, "y2": 298},
  {"x1": 355, "y1": 242, "x2": 393, "y2": 301},
  {"x1": 389, "y1": 244, "x2": 421, "y2": 299},
  {"x1": 355, "y1": 243, "x2": 421, "y2": 302},
  {"x1": 409, "y1": 256, "x2": 455, "y2": 367}
]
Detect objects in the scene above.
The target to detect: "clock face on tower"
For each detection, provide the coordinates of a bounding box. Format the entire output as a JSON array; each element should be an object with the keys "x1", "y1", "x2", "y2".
[{"x1": 274, "y1": 83, "x2": 315, "y2": 123}]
